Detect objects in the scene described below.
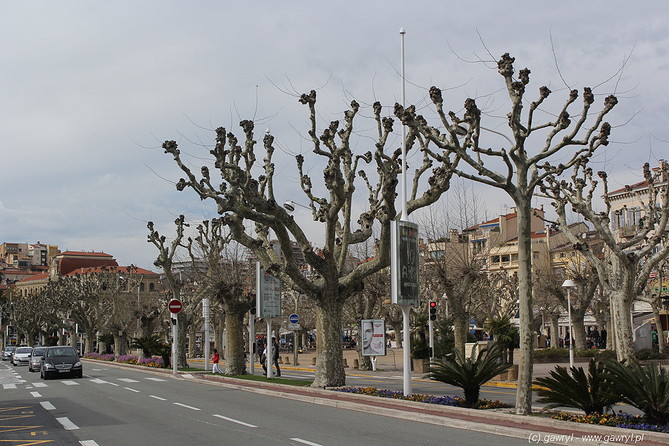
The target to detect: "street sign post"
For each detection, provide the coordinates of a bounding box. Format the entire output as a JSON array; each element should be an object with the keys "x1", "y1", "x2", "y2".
[
  {"x1": 288, "y1": 313, "x2": 299, "y2": 324},
  {"x1": 391, "y1": 220, "x2": 420, "y2": 305}
]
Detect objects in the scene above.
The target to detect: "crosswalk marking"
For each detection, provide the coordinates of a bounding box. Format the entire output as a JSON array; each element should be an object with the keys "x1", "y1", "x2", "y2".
[
  {"x1": 33, "y1": 382, "x2": 48, "y2": 387},
  {"x1": 41, "y1": 401, "x2": 56, "y2": 410},
  {"x1": 2, "y1": 384, "x2": 17, "y2": 389},
  {"x1": 119, "y1": 378, "x2": 139, "y2": 383},
  {"x1": 62, "y1": 380, "x2": 79, "y2": 386},
  {"x1": 145, "y1": 377, "x2": 167, "y2": 382},
  {"x1": 30, "y1": 391, "x2": 42, "y2": 398}
]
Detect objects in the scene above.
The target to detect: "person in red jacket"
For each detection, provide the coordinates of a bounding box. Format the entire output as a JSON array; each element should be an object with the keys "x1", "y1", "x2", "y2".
[{"x1": 212, "y1": 349, "x2": 222, "y2": 374}]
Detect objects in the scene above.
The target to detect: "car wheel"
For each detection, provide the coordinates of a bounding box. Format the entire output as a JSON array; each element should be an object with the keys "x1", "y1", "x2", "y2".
[
  {"x1": 76, "y1": 371, "x2": 83, "y2": 379},
  {"x1": 28, "y1": 366, "x2": 32, "y2": 372}
]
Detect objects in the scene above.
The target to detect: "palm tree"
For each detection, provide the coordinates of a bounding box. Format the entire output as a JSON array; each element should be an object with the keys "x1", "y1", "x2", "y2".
[
  {"x1": 534, "y1": 359, "x2": 619, "y2": 415},
  {"x1": 428, "y1": 344, "x2": 509, "y2": 407},
  {"x1": 605, "y1": 360, "x2": 669, "y2": 425}
]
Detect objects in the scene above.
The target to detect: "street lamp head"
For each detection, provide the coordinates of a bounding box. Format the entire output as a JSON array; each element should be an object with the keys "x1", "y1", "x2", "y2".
[
  {"x1": 562, "y1": 279, "x2": 576, "y2": 288},
  {"x1": 283, "y1": 201, "x2": 296, "y2": 212}
]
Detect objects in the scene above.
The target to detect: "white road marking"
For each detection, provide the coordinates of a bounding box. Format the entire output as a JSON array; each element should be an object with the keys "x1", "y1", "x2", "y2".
[
  {"x1": 118, "y1": 378, "x2": 139, "y2": 383},
  {"x1": 41, "y1": 401, "x2": 56, "y2": 411},
  {"x1": 57, "y1": 417, "x2": 79, "y2": 430},
  {"x1": 80, "y1": 441, "x2": 100, "y2": 446},
  {"x1": 30, "y1": 391, "x2": 42, "y2": 398},
  {"x1": 2, "y1": 384, "x2": 17, "y2": 389},
  {"x1": 212, "y1": 414, "x2": 257, "y2": 428},
  {"x1": 181, "y1": 374, "x2": 195, "y2": 379},
  {"x1": 32, "y1": 382, "x2": 48, "y2": 387},
  {"x1": 173, "y1": 402, "x2": 200, "y2": 411},
  {"x1": 62, "y1": 380, "x2": 79, "y2": 386},
  {"x1": 150, "y1": 395, "x2": 166, "y2": 401},
  {"x1": 290, "y1": 438, "x2": 323, "y2": 446},
  {"x1": 124, "y1": 386, "x2": 140, "y2": 393},
  {"x1": 90, "y1": 378, "x2": 110, "y2": 384},
  {"x1": 145, "y1": 377, "x2": 167, "y2": 382}
]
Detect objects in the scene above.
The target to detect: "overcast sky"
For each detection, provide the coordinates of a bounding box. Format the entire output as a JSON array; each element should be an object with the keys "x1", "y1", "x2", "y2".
[{"x1": 2, "y1": 1, "x2": 668, "y2": 271}]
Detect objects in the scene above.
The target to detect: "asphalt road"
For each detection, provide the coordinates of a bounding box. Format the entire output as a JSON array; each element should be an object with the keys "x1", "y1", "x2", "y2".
[{"x1": 0, "y1": 361, "x2": 532, "y2": 446}]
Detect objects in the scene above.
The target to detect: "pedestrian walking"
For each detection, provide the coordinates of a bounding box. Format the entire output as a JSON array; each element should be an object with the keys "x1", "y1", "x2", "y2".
[{"x1": 212, "y1": 349, "x2": 222, "y2": 374}]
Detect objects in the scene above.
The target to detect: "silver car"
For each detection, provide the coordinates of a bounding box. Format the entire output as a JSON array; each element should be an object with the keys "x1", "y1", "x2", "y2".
[
  {"x1": 12, "y1": 346, "x2": 33, "y2": 366},
  {"x1": 28, "y1": 347, "x2": 47, "y2": 372}
]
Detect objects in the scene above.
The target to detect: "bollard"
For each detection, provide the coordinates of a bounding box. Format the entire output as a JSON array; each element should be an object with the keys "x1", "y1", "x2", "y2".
[
  {"x1": 284, "y1": 355, "x2": 290, "y2": 365},
  {"x1": 353, "y1": 358, "x2": 359, "y2": 369},
  {"x1": 278, "y1": 356, "x2": 283, "y2": 364},
  {"x1": 311, "y1": 356, "x2": 316, "y2": 365}
]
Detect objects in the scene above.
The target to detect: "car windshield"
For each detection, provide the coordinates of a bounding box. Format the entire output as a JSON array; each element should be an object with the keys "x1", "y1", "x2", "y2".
[
  {"x1": 16, "y1": 347, "x2": 33, "y2": 353},
  {"x1": 48, "y1": 347, "x2": 77, "y2": 357},
  {"x1": 32, "y1": 348, "x2": 46, "y2": 356}
]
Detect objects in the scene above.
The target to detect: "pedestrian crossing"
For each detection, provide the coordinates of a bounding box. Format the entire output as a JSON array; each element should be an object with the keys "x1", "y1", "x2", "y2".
[{"x1": 1, "y1": 375, "x2": 168, "y2": 390}]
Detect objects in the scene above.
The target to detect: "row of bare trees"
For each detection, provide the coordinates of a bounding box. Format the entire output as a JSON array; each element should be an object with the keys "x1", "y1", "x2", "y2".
[{"x1": 160, "y1": 52, "x2": 669, "y2": 416}]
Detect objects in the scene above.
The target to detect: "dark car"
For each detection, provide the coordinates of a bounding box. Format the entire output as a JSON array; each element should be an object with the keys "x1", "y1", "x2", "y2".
[
  {"x1": 2, "y1": 346, "x2": 17, "y2": 361},
  {"x1": 28, "y1": 346, "x2": 47, "y2": 372},
  {"x1": 40, "y1": 346, "x2": 83, "y2": 379}
]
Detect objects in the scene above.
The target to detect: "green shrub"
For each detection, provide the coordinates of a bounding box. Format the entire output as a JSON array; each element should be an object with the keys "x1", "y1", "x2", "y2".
[
  {"x1": 534, "y1": 348, "x2": 568, "y2": 360},
  {"x1": 604, "y1": 360, "x2": 669, "y2": 425},
  {"x1": 533, "y1": 359, "x2": 619, "y2": 415},
  {"x1": 428, "y1": 344, "x2": 510, "y2": 408}
]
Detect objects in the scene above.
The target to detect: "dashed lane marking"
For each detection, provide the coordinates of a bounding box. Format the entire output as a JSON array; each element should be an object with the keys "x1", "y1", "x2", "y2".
[
  {"x1": 40, "y1": 402, "x2": 56, "y2": 411},
  {"x1": 56, "y1": 417, "x2": 79, "y2": 430},
  {"x1": 212, "y1": 414, "x2": 257, "y2": 428}
]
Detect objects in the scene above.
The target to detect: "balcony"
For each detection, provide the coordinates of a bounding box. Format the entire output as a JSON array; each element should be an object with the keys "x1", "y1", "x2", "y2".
[{"x1": 617, "y1": 225, "x2": 638, "y2": 238}]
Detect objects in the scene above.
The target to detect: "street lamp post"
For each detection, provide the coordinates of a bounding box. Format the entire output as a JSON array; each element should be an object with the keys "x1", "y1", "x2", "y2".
[{"x1": 562, "y1": 279, "x2": 576, "y2": 371}]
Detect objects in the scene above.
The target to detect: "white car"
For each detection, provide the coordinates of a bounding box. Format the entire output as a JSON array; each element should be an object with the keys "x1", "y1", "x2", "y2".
[{"x1": 11, "y1": 346, "x2": 33, "y2": 366}]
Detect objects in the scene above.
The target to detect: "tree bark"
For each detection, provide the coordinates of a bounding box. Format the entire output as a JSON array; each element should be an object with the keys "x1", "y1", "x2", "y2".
[
  {"x1": 224, "y1": 308, "x2": 247, "y2": 374},
  {"x1": 549, "y1": 314, "x2": 559, "y2": 348},
  {"x1": 515, "y1": 198, "x2": 534, "y2": 415},
  {"x1": 572, "y1": 310, "x2": 587, "y2": 350},
  {"x1": 610, "y1": 291, "x2": 635, "y2": 361},
  {"x1": 312, "y1": 298, "x2": 345, "y2": 387},
  {"x1": 453, "y1": 315, "x2": 468, "y2": 357}
]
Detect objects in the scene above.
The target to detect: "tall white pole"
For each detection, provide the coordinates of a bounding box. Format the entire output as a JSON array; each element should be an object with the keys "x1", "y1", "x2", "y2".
[
  {"x1": 248, "y1": 310, "x2": 256, "y2": 375},
  {"x1": 400, "y1": 27, "x2": 408, "y2": 220},
  {"x1": 567, "y1": 289, "x2": 574, "y2": 370},
  {"x1": 399, "y1": 27, "x2": 412, "y2": 397},
  {"x1": 172, "y1": 313, "x2": 178, "y2": 375},
  {"x1": 401, "y1": 305, "x2": 412, "y2": 396},
  {"x1": 203, "y1": 298, "x2": 210, "y2": 372},
  {"x1": 266, "y1": 319, "x2": 273, "y2": 378}
]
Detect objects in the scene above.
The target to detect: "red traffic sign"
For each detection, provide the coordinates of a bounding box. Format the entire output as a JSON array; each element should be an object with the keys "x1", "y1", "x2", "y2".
[{"x1": 168, "y1": 299, "x2": 183, "y2": 314}]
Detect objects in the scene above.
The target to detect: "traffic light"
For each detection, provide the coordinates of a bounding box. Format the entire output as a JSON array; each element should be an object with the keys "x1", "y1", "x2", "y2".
[{"x1": 429, "y1": 301, "x2": 437, "y2": 321}]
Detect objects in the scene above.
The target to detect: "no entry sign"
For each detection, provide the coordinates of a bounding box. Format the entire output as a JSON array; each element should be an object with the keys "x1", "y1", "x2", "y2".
[{"x1": 168, "y1": 299, "x2": 183, "y2": 314}]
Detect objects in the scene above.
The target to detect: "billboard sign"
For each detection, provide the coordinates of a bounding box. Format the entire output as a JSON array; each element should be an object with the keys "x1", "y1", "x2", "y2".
[
  {"x1": 391, "y1": 220, "x2": 420, "y2": 305},
  {"x1": 361, "y1": 319, "x2": 386, "y2": 356},
  {"x1": 256, "y1": 262, "x2": 282, "y2": 319}
]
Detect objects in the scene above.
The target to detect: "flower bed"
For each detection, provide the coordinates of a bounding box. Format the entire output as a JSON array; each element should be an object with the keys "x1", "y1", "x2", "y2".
[
  {"x1": 550, "y1": 412, "x2": 669, "y2": 433},
  {"x1": 83, "y1": 352, "x2": 115, "y2": 361},
  {"x1": 330, "y1": 387, "x2": 511, "y2": 410}
]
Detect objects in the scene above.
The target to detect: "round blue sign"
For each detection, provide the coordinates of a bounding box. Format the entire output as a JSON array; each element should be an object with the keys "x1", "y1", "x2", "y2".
[{"x1": 289, "y1": 313, "x2": 299, "y2": 324}]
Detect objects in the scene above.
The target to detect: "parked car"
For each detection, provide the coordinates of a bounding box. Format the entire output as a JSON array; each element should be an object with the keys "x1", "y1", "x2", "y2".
[
  {"x1": 2, "y1": 346, "x2": 17, "y2": 361},
  {"x1": 40, "y1": 346, "x2": 83, "y2": 379},
  {"x1": 28, "y1": 346, "x2": 47, "y2": 372},
  {"x1": 11, "y1": 346, "x2": 33, "y2": 366}
]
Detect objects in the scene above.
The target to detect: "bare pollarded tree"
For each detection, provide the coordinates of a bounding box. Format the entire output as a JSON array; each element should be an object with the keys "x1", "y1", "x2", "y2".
[
  {"x1": 185, "y1": 218, "x2": 254, "y2": 374},
  {"x1": 542, "y1": 162, "x2": 669, "y2": 361},
  {"x1": 396, "y1": 53, "x2": 618, "y2": 414},
  {"x1": 163, "y1": 92, "x2": 458, "y2": 387}
]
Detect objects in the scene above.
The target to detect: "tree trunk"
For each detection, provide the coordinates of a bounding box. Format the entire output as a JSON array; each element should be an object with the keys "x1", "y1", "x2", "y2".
[
  {"x1": 453, "y1": 315, "x2": 468, "y2": 357},
  {"x1": 84, "y1": 334, "x2": 94, "y2": 354},
  {"x1": 651, "y1": 304, "x2": 665, "y2": 354},
  {"x1": 549, "y1": 314, "x2": 559, "y2": 348},
  {"x1": 312, "y1": 297, "x2": 345, "y2": 387},
  {"x1": 188, "y1": 326, "x2": 197, "y2": 358},
  {"x1": 514, "y1": 198, "x2": 534, "y2": 415},
  {"x1": 572, "y1": 310, "x2": 587, "y2": 350},
  {"x1": 610, "y1": 291, "x2": 635, "y2": 361},
  {"x1": 177, "y1": 312, "x2": 189, "y2": 368},
  {"x1": 224, "y1": 308, "x2": 247, "y2": 374}
]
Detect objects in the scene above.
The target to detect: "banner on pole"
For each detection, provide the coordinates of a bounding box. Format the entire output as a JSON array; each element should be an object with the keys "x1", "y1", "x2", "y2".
[
  {"x1": 391, "y1": 220, "x2": 420, "y2": 305},
  {"x1": 256, "y1": 262, "x2": 282, "y2": 319}
]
